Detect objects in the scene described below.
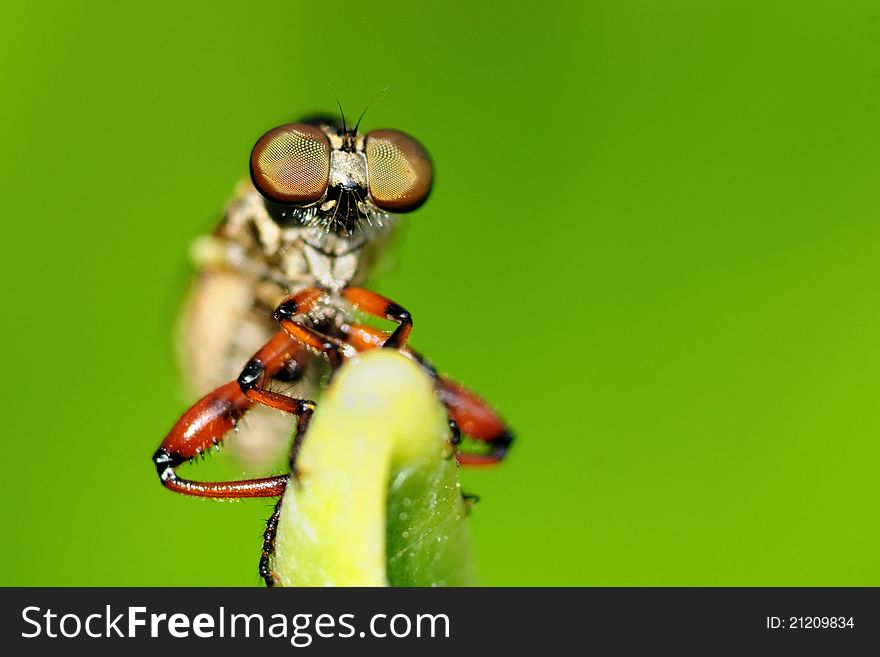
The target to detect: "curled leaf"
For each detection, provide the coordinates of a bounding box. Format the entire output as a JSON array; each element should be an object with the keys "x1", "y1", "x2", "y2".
[{"x1": 274, "y1": 350, "x2": 475, "y2": 586}]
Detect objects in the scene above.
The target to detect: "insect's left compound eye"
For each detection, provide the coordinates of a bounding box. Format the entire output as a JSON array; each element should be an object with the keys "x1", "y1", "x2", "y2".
[
  {"x1": 365, "y1": 130, "x2": 433, "y2": 212},
  {"x1": 250, "y1": 123, "x2": 331, "y2": 204}
]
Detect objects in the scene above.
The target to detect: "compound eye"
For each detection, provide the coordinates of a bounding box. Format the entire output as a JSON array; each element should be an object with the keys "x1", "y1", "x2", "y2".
[
  {"x1": 365, "y1": 130, "x2": 433, "y2": 212},
  {"x1": 250, "y1": 123, "x2": 331, "y2": 204}
]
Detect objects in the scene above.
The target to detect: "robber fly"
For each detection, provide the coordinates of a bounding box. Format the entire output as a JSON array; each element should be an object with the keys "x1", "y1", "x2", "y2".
[{"x1": 152, "y1": 113, "x2": 513, "y2": 586}]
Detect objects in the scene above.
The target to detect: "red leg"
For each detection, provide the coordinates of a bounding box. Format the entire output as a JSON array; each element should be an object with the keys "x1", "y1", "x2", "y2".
[
  {"x1": 340, "y1": 323, "x2": 387, "y2": 351},
  {"x1": 343, "y1": 287, "x2": 412, "y2": 349},
  {"x1": 436, "y1": 377, "x2": 513, "y2": 466},
  {"x1": 340, "y1": 323, "x2": 428, "y2": 371},
  {"x1": 153, "y1": 329, "x2": 314, "y2": 498},
  {"x1": 273, "y1": 287, "x2": 347, "y2": 368},
  {"x1": 154, "y1": 286, "x2": 353, "y2": 498}
]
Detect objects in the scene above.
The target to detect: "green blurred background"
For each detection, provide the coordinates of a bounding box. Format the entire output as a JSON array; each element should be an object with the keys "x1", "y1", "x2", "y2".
[{"x1": 2, "y1": 1, "x2": 879, "y2": 586}]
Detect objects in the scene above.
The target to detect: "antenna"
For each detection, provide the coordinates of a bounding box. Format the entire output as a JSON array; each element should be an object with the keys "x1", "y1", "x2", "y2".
[
  {"x1": 353, "y1": 85, "x2": 391, "y2": 134},
  {"x1": 326, "y1": 82, "x2": 347, "y2": 133}
]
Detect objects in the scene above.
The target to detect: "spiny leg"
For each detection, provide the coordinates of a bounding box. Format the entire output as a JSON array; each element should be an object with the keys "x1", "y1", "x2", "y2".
[
  {"x1": 153, "y1": 329, "x2": 314, "y2": 498},
  {"x1": 260, "y1": 498, "x2": 283, "y2": 587},
  {"x1": 155, "y1": 287, "x2": 346, "y2": 581},
  {"x1": 152, "y1": 380, "x2": 291, "y2": 497},
  {"x1": 153, "y1": 285, "x2": 347, "y2": 496}
]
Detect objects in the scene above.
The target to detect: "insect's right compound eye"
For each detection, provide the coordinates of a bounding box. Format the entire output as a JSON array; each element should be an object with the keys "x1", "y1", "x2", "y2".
[
  {"x1": 250, "y1": 124, "x2": 331, "y2": 205},
  {"x1": 365, "y1": 130, "x2": 433, "y2": 212}
]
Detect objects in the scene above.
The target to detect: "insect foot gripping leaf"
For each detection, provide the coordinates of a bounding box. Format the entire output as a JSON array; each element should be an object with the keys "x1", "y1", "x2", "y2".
[{"x1": 273, "y1": 349, "x2": 477, "y2": 587}]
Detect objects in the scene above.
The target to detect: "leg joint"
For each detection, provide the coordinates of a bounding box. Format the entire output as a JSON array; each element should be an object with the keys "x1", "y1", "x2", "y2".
[
  {"x1": 237, "y1": 359, "x2": 265, "y2": 392},
  {"x1": 152, "y1": 448, "x2": 182, "y2": 482},
  {"x1": 492, "y1": 430, "x2": 514, "y2": 449},
  {"x1": 385, "y1": 302, "x2": 411, "y2": 323},
  {"x1": 273, "y1": 300, "x2": 299, "y2": 322}
]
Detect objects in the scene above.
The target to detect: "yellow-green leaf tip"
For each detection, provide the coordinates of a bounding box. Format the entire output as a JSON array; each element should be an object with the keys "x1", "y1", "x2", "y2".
[{"x1": 274, "y1": 349, "x2": 475, "y2": 586}]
